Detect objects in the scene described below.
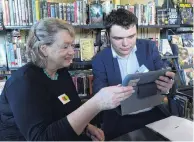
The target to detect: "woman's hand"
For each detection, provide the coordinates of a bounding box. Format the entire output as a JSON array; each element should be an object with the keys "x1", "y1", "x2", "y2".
[
  {"x1": 86, "y1": 124, "x2": 104, "y2": 141},
  {"x1": 67, "y1": 85, "x2": 133, "y2": 136},
  {"x1": 94, "y1": 85, "x2": 134, "y2": 111}
]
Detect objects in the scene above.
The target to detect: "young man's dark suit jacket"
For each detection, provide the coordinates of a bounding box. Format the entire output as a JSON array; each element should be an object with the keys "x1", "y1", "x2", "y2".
[{"x1": 92, "y1": 39, "x2": 170, "y2": 140}]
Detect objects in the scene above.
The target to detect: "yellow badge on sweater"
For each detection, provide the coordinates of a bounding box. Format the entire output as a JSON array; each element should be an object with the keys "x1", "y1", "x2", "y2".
[{"x1": 58, "y1": 94, "x2": 70, "y2": 105}]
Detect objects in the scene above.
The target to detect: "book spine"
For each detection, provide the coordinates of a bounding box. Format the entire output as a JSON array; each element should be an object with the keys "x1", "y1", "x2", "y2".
[
  {"x1": 73, "y1": 1, "x2": 77, "y2": 24},
  {"x1": 24, "y1": 0, "x2": 29, "y2": 25},
  {"x1": 70, "y1": 3, "x2": 74, "y2": 23},
  {"x1": 66, "y1": 3, "x2": 71, "y2": 23},
  {"x1": 47, "y1": 1, "x2": 51, "y2": 18},
  {"x1": 0, "y1": 0, "x2": 4, "y2": 29},
  {"x1": 9, "y1": 0, "x2": 14, "y2": 25},
  {"x1": 62, "y1": 2, "x2": 66, "y2": 21},
  {"x1": 17, "y1": 0, "x2": 23, "y2": 25},
  {"x1": 54, "y1": 2, "x2": 59, "y2": 19},
  {"x1": 27, "y1": 0, "x2": 33, "y2": 25},
  {"x1": 59, "y1": 2, "x2": 63, "y2": 20},
  {"x1": 50, "y1": 2, "x2": 55, "y2": 18},
  {"x1": 42, "y1": 0, "x2": 47, "y2": 18},
  {"x1": 5, "y1": 0, "x2": 10, "y2": 26},
  {"x1": 35, "y1": 0, "x2": 40, "y2": 21}
]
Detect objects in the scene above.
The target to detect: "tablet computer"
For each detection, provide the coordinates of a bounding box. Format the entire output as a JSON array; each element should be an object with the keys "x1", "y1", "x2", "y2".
[{"x1": 119, "y1": 69, "x2": 171, "y2": 115}]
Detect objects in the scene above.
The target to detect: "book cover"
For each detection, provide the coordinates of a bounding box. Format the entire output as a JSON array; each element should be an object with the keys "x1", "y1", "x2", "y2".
[
  {"x1": 179, "y1": 3, "x2": 193, "y2": 25},
  {"x1": 168, "y1": 8, "x2": 178, "y2": 25},
  {"x1": 0, "y1": 44, "x2": 7, "y2": 69},
  {"x1": 80, "y1": 38, "x2": 94, "y2": 61},
  {"x1": 179, "y1": 33, "x2": 193, "y2": 68},
  {"x1": 156, "y1": 8, "x2": 168, "y2": 25},
  {"x1": 90, "y1": 3, "x2": 103, "y2": 24}
]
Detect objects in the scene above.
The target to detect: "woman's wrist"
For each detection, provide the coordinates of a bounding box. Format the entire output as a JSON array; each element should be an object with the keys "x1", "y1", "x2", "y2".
[
  {"x1": 89, "y1": 95, "x2": 102, "y2": 112},
  {"x1": 83, "y1": 124, "x2": 89, "y2": 134}
]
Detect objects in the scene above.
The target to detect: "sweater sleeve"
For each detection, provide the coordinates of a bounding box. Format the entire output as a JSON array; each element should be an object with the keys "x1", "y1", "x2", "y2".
[{"x1": 5, "y1": 77, "x2": 79, "y2": 141}]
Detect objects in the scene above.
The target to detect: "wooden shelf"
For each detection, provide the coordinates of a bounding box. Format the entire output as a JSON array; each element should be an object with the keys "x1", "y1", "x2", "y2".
[
  {"x1": 180, "y1": 24, "x2": 193, "y2": 27},
  {"x1": 138, "y1": 25, "x2": 180, "y2": 28},
  {"x1": 74, "y1": 24, "x2": 105, "y2": 29},
  {"x1": 79, "y1": 95, "x2": 92, "y2": 101},
  {"x1": 5, "y1": 24, "x2": 105, "y2": 30},
  {"x1": 5, "y1": 26, "x2": 32, "y2": 30},
  {"x1": 0, "y1": 74, "x2": 11, "y2": 77},
  {"x1": 71, "y1": 61, "x2": 91, "y2": 65},
  {"x1": 162, "y1": 55, "x2": 178, "y2": 60},
  {"x1": 4, "y1": 24, "x2": 185, "y2": 30},
  {"x1": 69, "y1": 61, "x2": 92, "y2": 70},
  {"x1": 0, "y1": 67, "x2": 8, "y2": 71},
  {"x1": 9, "y1": 67, "x2": 20, "y2": 70}
]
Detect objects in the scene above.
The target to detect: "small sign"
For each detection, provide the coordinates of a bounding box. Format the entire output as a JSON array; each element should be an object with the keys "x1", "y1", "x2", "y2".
[{"x1": 58, "y1": 94, "x2": 70, "y2": 105}]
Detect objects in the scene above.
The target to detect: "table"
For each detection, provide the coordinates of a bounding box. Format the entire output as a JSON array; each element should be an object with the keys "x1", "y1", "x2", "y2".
[{"x1": 112, "y1": 127, "x2": 169, "y2": 141}]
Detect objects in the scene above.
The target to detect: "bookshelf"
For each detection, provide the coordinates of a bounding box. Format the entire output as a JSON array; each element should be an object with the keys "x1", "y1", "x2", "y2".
[
  {"x1": 162, "y1": 55, "x2": 178, "y2": 60},
  {"x1": 180, "y1": 24, "x2": 193, "y2": 27},
  {"x1": 0, "y1": 0, "x2": 193, "y2": 103},
  {"x1": 138, "y1": 25, "x2": 180, "y2": 28},
  {"x1": 69, "y1": 61, "x2": 92, "y2": 70},
  {"x1": 4, "y1": 24, "x2": 105, "y2": 30}
]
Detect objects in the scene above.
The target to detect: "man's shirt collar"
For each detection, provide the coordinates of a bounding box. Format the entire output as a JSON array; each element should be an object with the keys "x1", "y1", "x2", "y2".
[{"x1": 111, "y1": 45, "x2": 137, "y2": 59}]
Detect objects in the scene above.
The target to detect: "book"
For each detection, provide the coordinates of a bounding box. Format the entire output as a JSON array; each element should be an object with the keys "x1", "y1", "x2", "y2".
[
  {"x1": 160, "y1": 39, "x2": 173, "y2": 56},
  {"x1": 0, "y1": 44, "x2": 7, "y2": 69},
  {"x1": 80, "y1": 38, "x2": 94, "y2": 61},
  {"x1": 156, "y1": 8, "x2": 168, "y2": 25},
  {"x1": 168, "y1": 8, "x2": 178, "y2": 25},
  {"x1": 179, "y1": 33, "x2": 193, "y2": 68},
  {"x1": 0, "y1": 80, "x2": 6, "y2": 95},
  {"x1": 179, "y1": 3, "x2": 193, "y2": 25},
  {"x1": 89, "y1": 2, "x2": 103, "y2": 24}
]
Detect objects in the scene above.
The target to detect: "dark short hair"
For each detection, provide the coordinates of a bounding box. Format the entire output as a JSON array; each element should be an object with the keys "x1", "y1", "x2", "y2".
[{"x1": 104, "y1": 8, "x2": 138, "y2": 34}]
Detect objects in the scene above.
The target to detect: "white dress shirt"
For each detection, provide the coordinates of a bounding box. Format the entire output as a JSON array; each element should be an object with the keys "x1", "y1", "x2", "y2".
[{"x1": 111, "y1": 46, "x2": 153, "y2": 114}]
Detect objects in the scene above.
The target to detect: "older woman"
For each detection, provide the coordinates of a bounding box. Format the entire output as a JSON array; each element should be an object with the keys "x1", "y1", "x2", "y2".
[{"x1": 0, "y1": 18, "x2": 134, "y2": 141}]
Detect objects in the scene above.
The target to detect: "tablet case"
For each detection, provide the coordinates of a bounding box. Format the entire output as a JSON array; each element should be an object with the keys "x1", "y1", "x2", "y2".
[{"x1": 119, "y1": 69, "x2": 170, "y2": 115}]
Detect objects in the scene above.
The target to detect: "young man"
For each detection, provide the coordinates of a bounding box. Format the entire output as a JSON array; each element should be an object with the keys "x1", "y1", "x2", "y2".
[{"x1": 92, "y1": 9, "x2": 175, "y2": 140}]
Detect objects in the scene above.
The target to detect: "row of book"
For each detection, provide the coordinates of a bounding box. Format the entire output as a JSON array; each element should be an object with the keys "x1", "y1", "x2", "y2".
[
  {"x1": 170, "y1": 33, "x2": 193, "y2": 67},
  {"x1": 0, "y1": 0, "x2": 193, "y2": 28},
  {"x1": 0, "y1": 79, "x2": 6, "y2": 95},
  {"x1": 70, "y1": 71, "x2": 93, "y2": 97},
  {"x1": 169, "y1": 33, "x2": 193, "y2": 86},
  {"x1": 73, "y1": 45, "x2": 99, "y2": 61},
  {"x1": 1, "y1": 30, "x2": 98, "y2": 69},
  {"x1": 0, "y1": 0, "x2": 89, "y2": 26},
  {"x1": 0, "y1": 71, "x2": 94, "y2": 98},
  {"x1": 172, "y1": 92, "x2": 193, "y2": 120},
  {"x1": 156, "y1": 3, "x2": 193, "y2": 25},
  {"x1": 1, "y1": 30, "x2": 193, "y2": 71}
]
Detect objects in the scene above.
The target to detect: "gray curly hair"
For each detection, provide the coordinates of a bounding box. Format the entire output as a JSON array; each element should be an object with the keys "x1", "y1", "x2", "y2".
[{"x1": 26, "y1": 17, "x2": 75, "y2": 68}]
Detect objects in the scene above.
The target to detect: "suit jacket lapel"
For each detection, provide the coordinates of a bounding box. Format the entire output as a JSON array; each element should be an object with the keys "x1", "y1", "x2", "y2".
[
  {"x1": 112, "y1": 57, "x2": 122, "y2": 85},
  {"x1": 136, "y1": 40, "x2": 145, "y2": 67},
  {"x1": 107, "y1": 47, "x2": 122, "y2": 85}
]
